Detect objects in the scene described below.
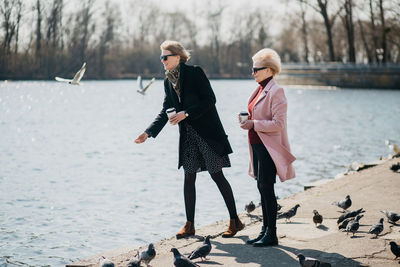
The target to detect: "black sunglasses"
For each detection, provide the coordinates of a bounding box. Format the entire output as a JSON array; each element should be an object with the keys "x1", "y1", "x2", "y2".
[
  {"x1": 160, "y1": 54, "x2": 176, "y2": 61},
  {"x1": 252, "y1": 67, "x2": 267, "y2": 73}
]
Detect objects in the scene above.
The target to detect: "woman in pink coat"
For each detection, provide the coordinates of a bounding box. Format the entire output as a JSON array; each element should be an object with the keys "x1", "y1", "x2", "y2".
[{"x1": 239, "y1": 48, "x2": 296, "y2": 247}]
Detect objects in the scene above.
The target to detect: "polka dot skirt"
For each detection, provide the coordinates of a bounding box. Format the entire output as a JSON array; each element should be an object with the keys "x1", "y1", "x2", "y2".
[{"x1": 182, "y1": 123, "x2": 231, "y2": 174}]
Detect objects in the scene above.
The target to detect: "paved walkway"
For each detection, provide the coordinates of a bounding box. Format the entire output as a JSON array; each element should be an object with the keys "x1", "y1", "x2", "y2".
[{"x1": 68, "y1": 157, "x2": 400, "y2": 267}]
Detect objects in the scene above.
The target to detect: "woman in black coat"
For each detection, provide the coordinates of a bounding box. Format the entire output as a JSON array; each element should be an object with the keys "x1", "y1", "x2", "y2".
[{"x1": 135, "y1": 40, "x2": 243, "y2": 238}]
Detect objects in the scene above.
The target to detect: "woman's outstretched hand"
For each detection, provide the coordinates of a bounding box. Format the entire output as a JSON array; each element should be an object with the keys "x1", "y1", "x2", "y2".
[
  {"x1": 134, "y1": 132, "x2": 149, "y2": 143},
  {"x1": 169, "y1": 111, "x2": 186, "y2": 125},
  {"x1": 240, "y1": 120, "x2": 254, "y2": 130}
]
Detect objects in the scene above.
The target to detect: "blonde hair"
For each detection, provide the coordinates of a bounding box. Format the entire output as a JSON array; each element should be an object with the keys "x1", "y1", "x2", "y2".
[
  {"x1": 252, "y1": 48, "x2": 281, "y2": 75},
  {"x1": 160, "y1": 40, "x2": 190, "y2": 63}
]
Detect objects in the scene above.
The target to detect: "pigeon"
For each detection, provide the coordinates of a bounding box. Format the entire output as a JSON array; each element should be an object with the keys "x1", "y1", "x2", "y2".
[
  {"x1": 139, "y1": 243, "x2": 156, "y2": 267},
  {"x1": 312, "y1": 210, "x2": 323, "y2": 227},
  {"x1": 381, "y1": 210, "x2": 400, "y2": 224},
  {"x1": 171, "y1": 248, "x2": 199, "y2": 267},
  {"x1": 188, "y1": 235, "x2": 212, "y2": 261},
  {"x1": 245, "y1": 201, "x2": 256, "y2": 214},
  {"x1": 338, "y1": 215, "x2": 363, "y2": 230},
  {"x1": 99, "y1": 256, "x2": 114, "y2": 267},
  {"x1": 277, "y1": 204, "x2": 300, "y2": 223},
  {"x1": 368, "y1": 218, "x2": 384, "y2": 238},
  {"x1": 55, "y1": 62, "x2": 86, "y2": 85},
  {"x1": 390, "y1": 241, "x2": 400, "y2": 260},
  {"x1": 127, "y1": 251, "x2": 141, "y2": 267},
  {"x1": 332, "y1": 195, "x2": 352, "y2": 211},
  {"x1": 337, "y1": 208, "x2": 365, "y2": 224},
  {"x1": 346, "y1": 215, "x2": 362, "y2": 237},
  {"x1": 137, "y1": 76, "x2": 155, "y2": 95},
  {"x1": 296, "y1": 253, "x2": 332, "y2": 267},
  {"x1": 391, "y1": 163, "x2": 400, "y2": 172}
]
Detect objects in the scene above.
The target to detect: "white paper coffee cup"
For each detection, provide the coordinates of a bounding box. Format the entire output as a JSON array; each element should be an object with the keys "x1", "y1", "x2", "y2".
[
  {"x1": 239, "y1": 111, "x2": 249, "y2": 123},
  {"x1": 166, "y1": 107, "x2": 176, "y2": 118}
]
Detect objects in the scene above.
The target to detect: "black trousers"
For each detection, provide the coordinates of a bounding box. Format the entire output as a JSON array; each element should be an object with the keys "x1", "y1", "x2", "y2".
[{"x1": 251, "y1": 144, "x2": 277, "y2": 230}]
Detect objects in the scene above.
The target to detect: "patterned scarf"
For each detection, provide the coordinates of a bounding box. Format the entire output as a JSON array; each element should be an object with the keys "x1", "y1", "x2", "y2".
[{"x1": 166, "y1": 64, "x2": 181, "y2": 101}]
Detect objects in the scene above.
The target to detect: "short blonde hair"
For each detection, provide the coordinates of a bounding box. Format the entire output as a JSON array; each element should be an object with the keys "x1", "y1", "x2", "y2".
[
  {"x1": 160, "y1": 40, "x2": 190, "y2": 63},
  {"x1": 252, "y1": 48, "x2": 281, "y2": 75}
]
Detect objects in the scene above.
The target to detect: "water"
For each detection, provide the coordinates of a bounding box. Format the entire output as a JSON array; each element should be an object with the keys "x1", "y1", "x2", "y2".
[{"x1": 0, "y1": 80, "x2": 399, "y2": 266}]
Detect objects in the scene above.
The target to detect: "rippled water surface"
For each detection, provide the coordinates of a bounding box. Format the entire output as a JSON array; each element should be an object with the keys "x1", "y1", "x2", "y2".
[{"x1": 1, "y1": 80, "x2": 399, "y2": 266}]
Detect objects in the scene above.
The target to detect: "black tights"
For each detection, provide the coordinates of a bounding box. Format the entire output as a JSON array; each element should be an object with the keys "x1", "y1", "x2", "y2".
[
  {"x1": 252, "y1": 144, "x2": 277, "y2": 230},
  {"x1": 258, "y1": 182, "x2": 277, "y2": 229},
  {"x1": 184, "y1": 171, "x2": 238, "y2": 223}
]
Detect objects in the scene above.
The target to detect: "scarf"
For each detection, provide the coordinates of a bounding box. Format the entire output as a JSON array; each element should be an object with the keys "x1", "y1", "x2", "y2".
[{"x1": 166, "y1": 64, "x2": 181, "y2": 101}]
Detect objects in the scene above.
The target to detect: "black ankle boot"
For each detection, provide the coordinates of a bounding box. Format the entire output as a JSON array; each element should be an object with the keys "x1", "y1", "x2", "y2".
[
  {"x1": 253, "y1": 227, "x2": 278, "y2": 247},
  {"x1": 246, "y1": 226, "x2": 266, "y2": 244}
]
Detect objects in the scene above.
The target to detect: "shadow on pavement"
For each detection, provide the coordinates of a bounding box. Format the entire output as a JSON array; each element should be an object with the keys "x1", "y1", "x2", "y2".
[{"x1": 210, "y1": 235, "x2": 365, "y2": 267}]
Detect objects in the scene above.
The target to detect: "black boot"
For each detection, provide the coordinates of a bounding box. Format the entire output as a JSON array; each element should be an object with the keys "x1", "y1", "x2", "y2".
[
  {"x1": 246, "y1": 226, "x2": 266, "y2": 244},
  {"x1": 253, "y1": 227, "x2": 278, "y2": 247}
]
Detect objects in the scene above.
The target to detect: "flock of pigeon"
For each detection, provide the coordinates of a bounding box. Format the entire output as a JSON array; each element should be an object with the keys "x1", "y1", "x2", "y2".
[
  {"x1": 256, "y1": 194, "x2": 399, "y2": 266},
  {"x1": 55, "y1": 62, "x2": 155, "y2": 94},
  {"x1": 98, "y1": 194, "x2": 399, "y2": 266},
  {"x1": 99, "y1": 236, "x2": 211, "y2": 267}
]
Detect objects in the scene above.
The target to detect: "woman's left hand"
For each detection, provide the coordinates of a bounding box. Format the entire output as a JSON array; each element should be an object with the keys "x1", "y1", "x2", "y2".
[
  {"x1": 169, "y1": 111, "x2": 186, "y2": 125},
  {"x1": 240, "y1": 119, "x2": 254, "y2": 130}
]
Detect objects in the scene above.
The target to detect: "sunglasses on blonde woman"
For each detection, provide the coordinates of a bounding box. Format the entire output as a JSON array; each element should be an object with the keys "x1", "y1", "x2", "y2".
[
  {"x1": 252, "y1": 67, "x2": 267, "y2": 74},
  {"x1": 160, "y1": 54, "x2": 176, "y2": 61}
]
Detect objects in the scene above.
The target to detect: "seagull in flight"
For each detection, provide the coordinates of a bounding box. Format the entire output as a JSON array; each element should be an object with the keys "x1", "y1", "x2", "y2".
[
  {"x1": 137, "y1": 76, "x2": 155, "y2": 95},
  {"x1": 55, "y1": 62, "x2": 86, "y2": 85}
]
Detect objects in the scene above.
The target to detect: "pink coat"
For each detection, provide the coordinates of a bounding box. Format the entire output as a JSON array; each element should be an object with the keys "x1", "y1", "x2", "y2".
[{"x1": 248, "y1": 78, "x2": 296, "y2": 182}]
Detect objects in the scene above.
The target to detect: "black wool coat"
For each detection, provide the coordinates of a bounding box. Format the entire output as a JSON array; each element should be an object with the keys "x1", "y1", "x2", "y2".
[{"x1": 145, "y1": 63, "x2": 233, "y2": 169}]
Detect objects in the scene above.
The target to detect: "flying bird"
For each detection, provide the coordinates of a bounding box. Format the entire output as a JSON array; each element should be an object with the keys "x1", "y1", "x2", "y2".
[
  {"x1": 337, "y1": 208, "x2": 365, "y2": 224},
  {"x1": 188, "y1": 235, "x2": 212, "y2": 261},
  {"x1": 389, "y1": 241, "x2": 400, "y2": 260},
  {"x1": 296, "y1": 253, "x2": 332, "y2": 267},
  {"x1": 171, "y1": 248, "x2": 199, "y2": 267},
  {"x1": 55, "y1": 62, "x2": 86, "y2": 85},
  {"x1": 368, "y1": 218, "x2": 384, "y2": 238},
  {"x1": 312, "y1": 210, "x2": 323, "y2": 227},
  {"x1": 245, "y1": 201, "x2": 256, "y2": 214},
  {"x1": 277, "y1": 204, "x2": 300, "y2": 223},
  {"x1": 380, "y1": 210, "x2": 400, "y2": 224},
  {"x1": 99, "y1": 256, "x2": 114, "y2": 267},
  {"x1": 139, "y1": 243, "x2": 156, "y2": 267},
  {"x1": 137, "y1": 76, "x2": 155, "y2": 95},
  {"x1": 338, "y1": 215, "x2": 363, "y2": 230},
  {"x1": 332, "y1": 195, "x2": 352, "y2": 212}
]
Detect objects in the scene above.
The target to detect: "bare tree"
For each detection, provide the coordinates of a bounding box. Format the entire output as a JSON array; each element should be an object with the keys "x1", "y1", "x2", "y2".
[
  {"x1": 35, "y1": 0, "x2": 42, "y2": 59},
  {"x1": 1, "y1": 0, "x2": 17, "y2": 55},
  {"x1": 46, "y1": 0, "x2": 63, "y2": 49},
  {"x1": 341, "y1": 0, "x2": 356, "y2": 62},
  {"x1": 13, "y1": 0, "x2": 22, "y2": 55},
  {"x1": 98, "y1": 1, "x2": 118, "y2": 78},
  {"x1": 358, "y1": 19, "x2": 373, "y2": 63},
  {"x1": 378, "y1": 0, "x2": 388, "y2": 63},
  {"x1": 369, "y1": 0, "x2": 380, "y2": 62},
  {"x1": 207, "y1": 4, "x2": 225, "y2": 74},
  {"x1": 304, "y1": 0, "x2": 343, "y2": 61},
  {"x1": 299, "y1": 0, "x2": 310, "y2": 63}
]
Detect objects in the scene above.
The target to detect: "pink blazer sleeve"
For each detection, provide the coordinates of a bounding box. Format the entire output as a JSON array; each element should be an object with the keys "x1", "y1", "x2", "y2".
[{"x1": 253, "y1": 87, "x2": 287, "y2": 133}]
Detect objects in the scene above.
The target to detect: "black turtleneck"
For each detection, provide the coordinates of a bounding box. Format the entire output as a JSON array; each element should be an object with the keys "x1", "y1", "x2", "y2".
[{"x1": 258, "y1": 76, "x2": 273, "y2": 89}]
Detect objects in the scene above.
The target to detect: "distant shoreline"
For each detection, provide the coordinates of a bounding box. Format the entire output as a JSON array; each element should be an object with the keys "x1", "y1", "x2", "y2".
[{"x1": 2, "y1": 65, "x2": 400, "y2": 89}]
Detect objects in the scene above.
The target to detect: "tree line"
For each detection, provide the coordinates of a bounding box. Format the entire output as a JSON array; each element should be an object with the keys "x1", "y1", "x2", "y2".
[{"x1": 0, "y1": 0, "x2": 399, "y2": 80}]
